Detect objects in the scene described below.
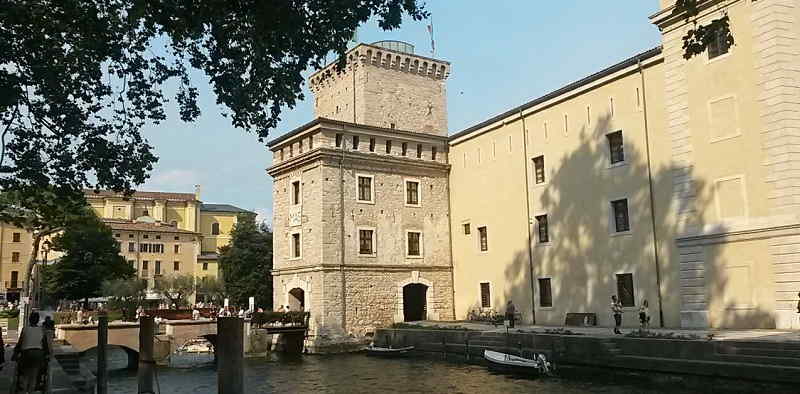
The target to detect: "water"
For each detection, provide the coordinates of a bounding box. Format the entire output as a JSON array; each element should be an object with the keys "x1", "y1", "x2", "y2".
[{"x1": 100, "y1": 351, "x2": 790, "y2": 394}]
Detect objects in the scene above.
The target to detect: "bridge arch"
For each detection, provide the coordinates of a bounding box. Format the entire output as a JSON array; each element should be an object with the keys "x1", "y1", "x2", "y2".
[{"x1": 80, "y1": 345, "x2": 139, "y2": 370}]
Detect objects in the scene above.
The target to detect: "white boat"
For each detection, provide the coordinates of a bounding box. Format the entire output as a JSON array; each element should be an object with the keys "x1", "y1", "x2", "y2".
[
  {"x1": 366, "y1": 345, "x2": 415, "y2": 357},
  {"x1": 483, "y1": 350, "x2": 552, "y2": 375},
  {"x1": 178, "y1": 338, "x2": 214, "y2": 353}
]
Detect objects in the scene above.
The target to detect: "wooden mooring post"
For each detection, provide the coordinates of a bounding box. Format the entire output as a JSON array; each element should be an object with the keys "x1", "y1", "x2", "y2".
[
  {"x1": 97, "y1": 313, "x2": 108, "y2": 394},
  {"x1": 218, "y1": 317, "x2": 244, "y2": 394},
  {"x1": 138, "y1": 316, "x2": 155, "y2": 394}
]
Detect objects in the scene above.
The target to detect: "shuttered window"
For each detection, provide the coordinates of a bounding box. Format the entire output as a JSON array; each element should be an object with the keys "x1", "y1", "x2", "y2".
[
  {"x1": 480, "y1": 282, "x2": 491, "y2": 308},
  {"x1": 617, "y1": 273, "x2": 635, "y2": 307}
]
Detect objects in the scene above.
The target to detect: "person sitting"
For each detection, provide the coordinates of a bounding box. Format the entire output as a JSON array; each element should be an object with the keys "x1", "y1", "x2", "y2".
[
  {"x1": 42, "y1": 316, "x2": 55, "y2": 332},
  {"x1": 14, "y1": 311, "x2": 51, "y2": 394}
]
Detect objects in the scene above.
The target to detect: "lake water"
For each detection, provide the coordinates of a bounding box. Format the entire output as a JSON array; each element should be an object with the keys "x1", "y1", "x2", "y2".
[{"x1": 99, "y1": 351, "x2": 789, "y2": 394}]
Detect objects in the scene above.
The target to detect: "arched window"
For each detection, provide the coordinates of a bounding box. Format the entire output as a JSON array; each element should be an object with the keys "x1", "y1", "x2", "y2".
[{"x1": 211, "y1": 222, "x2": 220, "y2": 235}]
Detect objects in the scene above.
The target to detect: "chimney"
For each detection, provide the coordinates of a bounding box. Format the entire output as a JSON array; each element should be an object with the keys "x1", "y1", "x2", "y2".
[{"x1": 194, "y1": 184, "x2": 201, "y2": 200}]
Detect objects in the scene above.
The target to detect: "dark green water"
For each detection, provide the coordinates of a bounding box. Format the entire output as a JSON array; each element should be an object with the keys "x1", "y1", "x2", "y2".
[{"x1": 101, "y1": 352, "x2": 792, "y2": 394}]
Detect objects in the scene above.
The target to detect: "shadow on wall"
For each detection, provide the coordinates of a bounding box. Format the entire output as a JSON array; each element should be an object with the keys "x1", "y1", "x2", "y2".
[{"x1": 499, "y1": 113, "x2": 771, "y2": 328}]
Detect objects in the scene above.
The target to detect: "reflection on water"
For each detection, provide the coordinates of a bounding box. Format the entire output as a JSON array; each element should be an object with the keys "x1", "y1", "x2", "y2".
[{"x1": 99, "y1": 352, "x2": 789, "y2": 394}]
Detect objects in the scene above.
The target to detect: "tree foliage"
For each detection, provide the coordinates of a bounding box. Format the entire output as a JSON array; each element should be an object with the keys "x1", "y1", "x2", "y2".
[
  {"x1": 154, "y1": 273, "x2": 196, "y2": 309},
  {"x1": 196, "y1": 276, "x2": 228, "y2": 305},
  {"x1": 41, "y1": 209, "x2": 135, "y2": 302},
  {"x1": 219, "y1": 214, "x2": 273, "y2": 310},
  {"x1": 102, "y1": 278, "x2": 147, "y2": 321},
  {"x1": 673, "y1": 0, "x2": 736, "y2": 60}
]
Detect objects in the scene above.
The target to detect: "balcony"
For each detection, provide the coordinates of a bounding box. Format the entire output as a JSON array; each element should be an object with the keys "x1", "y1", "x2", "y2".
[{"x1": 4, "y1": 281, "x2": 20, "y2": 290}]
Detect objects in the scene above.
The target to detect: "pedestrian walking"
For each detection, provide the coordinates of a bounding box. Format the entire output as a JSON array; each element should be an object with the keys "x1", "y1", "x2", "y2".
[
  {"x1": 611, "y1": 295, "x2": 623, "y2": 335},
  {"x1": 14, "y1": 311, "x2": 51, "y2": 394},
  {"x1": 505, "y1": 300, "x2": 516, "y2": 328},
  {"x1": 638, "y1": 300, "x2": 650, "y2": 329}
]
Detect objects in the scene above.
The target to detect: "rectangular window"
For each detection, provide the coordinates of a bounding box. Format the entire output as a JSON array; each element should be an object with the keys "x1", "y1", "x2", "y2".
[
  {"x1": 617, "y1": 273, "x2": 635, "y2": 307},
  {"x1": 115, "y1": 233, "x2": 121, "y2": 238},
  {"x1": 478, "y1": 226, "x2": 488, "y2": 252},
  {"x1": 416, "y1": 144, "x2": 422, "y2": 158},
  {"x1": 10, "y1": 271, "x2": 18, "y2": 287},
  {"x1": 292, "y1": 233, "x2": 301, "y2": 258},
  {"x1": 142, "y1": 261, "x2": 149, "y2": 271},
  {"x1": 299, "y1": 138, "x2": 304, "y2": 153},
  {"x1": 386, "y1": 140, "x2": 392, "y2": 154},
  {"x1": 636, "y1": 87, "x2": 641, "y2": 109},
  {"x1": 463, "y1": 223, "x2": 471, "y2": 235},
  {"x1": 12, "y1": 232, "x2": 20, "y2": 242},
  {"x1": 309, "y1": 135, "x2": 314, "y2": 149},
  {"x1": 586, "y1": 105, "x2": 591, "y2": 125},
  {"x1": 607, "y1": 131, "x2": 625, "y2": 164},
  {"x1": 539, "y1": 278, "x2": 553, "y2": 307},
  {"x1": 173, "y1": 261, "x2": 180, "y2": 271},
  {"x1": 128, "y1": 242, "x2": 135, "y2": 252},
  {"x1": 407, "y1": 232, "x2": 421, "y2": 256},
  {"x1": 129, "y1": 234, "x2": 134, "y2": 238},
  {"x1": 390, "y1": 122, "x2": 396, "y2": 129},
  {"x1": 563, "y1": 114, "x2": 569, "y2": 135},
  {"x1": 480, "y1": 282, "x2": 491, "y2": 308},
  {"x1": 143, "y1": 234, "x2": 149, "y2": 239},
  {"x1": 432, "y1": 147, "x2": 438, "y2": 161},
  {"x1": 406, "y1": 180, "x2": 420, "y2": 206},
  {"x1": 610, "y1": 97, "x2": 615, "y2": 117},
  {"x1": 11, "y1": 252, "x2": 19, "y2": 263},
  {"x1": 140, "y1": 243, "x2": 148, "y2": 253},
  {"x1": 533, "y1": 156, "x2": 545, "y2": 184},
  {"x1": 155, "y1": 261, "x2": 161, "y2": 275},
  {"x1": 352, "y1": 135, "x2": 359, "y2": 150},
  {"x1": 359, "y1": 229, "x2": 374, "y2": 255},
  {"x1": 369, "y1": 138, "x2": 376, "y2": 152},
  {"x1": 536, "y1": 215, "x2": 549, "y2": 243},
  {"x1": 335, "y1": 133, "x2": 343, "y2": 148},
  {"x1": 174, "y1": 244, "x2": 180, "y2": 254},
  {"x1": 401, "y1": 142, "x2": 408, "y2": 156},
  {"x1": 357, "y1": 175, "x2": 373, "y2": 202},
  {"x1": 202, "y1": 262, "x2": 209, "y2": 271},
  {"x1": 708, "y1": 28, "x2": 731, "y2": 59},
  {"x1": 155, "y1": 235, "x2": 161, "y2": 240},
  {"x1": 292, "y1": 181, "x2": 301, "y2": 205},
  {"x1": 174, "y1": 236, "x2": 179, "y2": 241},
  {"x1": 280, "y1": 149, "x2": 284, "y2": 161},
  {"x1": 612, "y1": 199, "x2": 630, "y2": 232}
]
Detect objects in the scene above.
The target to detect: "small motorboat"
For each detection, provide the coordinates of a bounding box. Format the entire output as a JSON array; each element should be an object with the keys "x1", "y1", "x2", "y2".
[
  {"x1": 366, "y1": 344, "x2": 415, "y2": 357},
  {"x1": 483, "y1": 350, "x2": 552, "y2": 375},
  {"x1": 178, "y1": 338, "x2": 214, "y2": 353}
]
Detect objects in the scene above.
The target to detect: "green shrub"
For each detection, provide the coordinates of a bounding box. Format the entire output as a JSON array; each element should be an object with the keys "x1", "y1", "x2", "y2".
[{"x1": 0, "y1": 309, "x2": 20, "y2": 318}]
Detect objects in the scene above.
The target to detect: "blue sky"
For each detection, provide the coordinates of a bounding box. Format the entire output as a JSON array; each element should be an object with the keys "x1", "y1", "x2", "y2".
[{"x1": 139, "y1": 1, "x2": 663, "y2": 225}]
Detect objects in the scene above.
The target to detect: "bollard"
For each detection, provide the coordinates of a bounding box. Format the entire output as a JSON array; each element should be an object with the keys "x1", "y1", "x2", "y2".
[
  {"x1": 218, "y1": 317, "x2": 244, "y2": 394},
  {"x1": 465, "y1": 335, "x2": 470, "y2": 361},
  {"x1": 97, "y1": 313, "x2": 108, "y2": 394},
  {"x1": 138, "y1": 316, "x2": 155, "y2": 394}
]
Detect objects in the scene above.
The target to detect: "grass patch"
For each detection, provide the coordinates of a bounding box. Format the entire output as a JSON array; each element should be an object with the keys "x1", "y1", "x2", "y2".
[{"x1": 624, "y1": 329, "x2": 701, "y2": 340}]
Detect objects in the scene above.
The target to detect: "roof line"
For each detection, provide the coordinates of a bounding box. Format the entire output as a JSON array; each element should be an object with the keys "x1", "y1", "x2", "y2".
[
  {"x1": 448, "y1": 46, "x2": 663, "y2": 142},
  {"x1": 266, "y1": 117, "x2": 449, "y2": 148}
]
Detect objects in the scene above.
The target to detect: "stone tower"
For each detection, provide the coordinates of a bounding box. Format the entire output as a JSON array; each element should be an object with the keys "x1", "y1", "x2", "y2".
[
  {"x1": 308, "y1": 41, "x2": 451, "y2": 135},
  {"x1": 267, "y1": 41, "x2": 454, "y2": 351}
]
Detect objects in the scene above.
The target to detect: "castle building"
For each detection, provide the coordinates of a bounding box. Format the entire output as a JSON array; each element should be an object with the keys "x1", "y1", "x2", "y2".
[
  {"x1": 271, "y1": 0, "x2": 800, "y2": 334},
  {"x1": 268, "y1": 41, "x2": 454, "y2": 344},
  {"x1": 0, "y1": 187, "x2": 252, "y2": 303}
]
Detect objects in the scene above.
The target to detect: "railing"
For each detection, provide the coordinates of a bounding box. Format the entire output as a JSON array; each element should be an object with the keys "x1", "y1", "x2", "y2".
[{"x1": 4, "y1": 281, "x2": 20, "y2": 289}]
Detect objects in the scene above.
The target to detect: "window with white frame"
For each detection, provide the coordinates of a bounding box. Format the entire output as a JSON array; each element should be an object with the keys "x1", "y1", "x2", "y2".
[
  {"x1": 536, "y1": 215, "x2": 549, "y2": 243},
  {"x1": 290, "y1": 232, "x2": 301, "y2": 259},
  {"x1": 539, "y1": 278, "x2": 553, "y2": 307},
  {"x1": 478, "y1": 226, "x2": 488, "y2": 252},
  {"x1": 616, "y1": 273, "x2": 635, "y2": 307},
  {"x1": 357, "y1": 175, "x2": 374, "y2": 203},
  {"x1": 406, "y1": 180, "x2": 420, "y2": 206},
  {"x1": 533, "y1": 156, "x2": 545, "y2": 184},
  {"x1": 358, "y1": 228, "x2": 375, "y2": 255},
  {"x1": 611, "y1": 198, "x2": 630, "y2": 233},
  {"x1": 407, "y1": 231, "x2": 422, "y2": 257}
]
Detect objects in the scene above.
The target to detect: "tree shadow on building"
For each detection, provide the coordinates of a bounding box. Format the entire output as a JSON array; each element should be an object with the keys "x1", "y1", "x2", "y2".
[{"x1": 500, "y1": 113, "x2": 736, "y2": 329}]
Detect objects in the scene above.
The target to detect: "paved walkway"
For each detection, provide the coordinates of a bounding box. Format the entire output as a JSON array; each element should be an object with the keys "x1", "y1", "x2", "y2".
[{"x1": 413, "y1": 321, "x2": 800, "y2": 343}]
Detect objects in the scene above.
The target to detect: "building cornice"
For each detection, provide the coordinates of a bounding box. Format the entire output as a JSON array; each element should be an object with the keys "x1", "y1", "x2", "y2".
[
  {"x1": 272, "y1": 263, "x2": 452, "y2": 276},
  {"x1": 650, "y1": 0, "x2": 739, "y2": 31},
  {"x1": 267, "y1": 147, "x2": 450, "y2": 178}
]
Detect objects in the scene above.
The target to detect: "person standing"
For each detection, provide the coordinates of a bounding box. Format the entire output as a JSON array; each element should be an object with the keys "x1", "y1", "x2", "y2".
[
  {"x1": 14, "y1": 311, "x2": 51, "y2": 394},
  {"x1": 638, "y1": 300, "x2": 650, "y2": 329},
  {"x1": 611, "y1": 295, "x2": 623, "y2": 335},
  {"x1": 505, "y1": 300, "x2": 516, "y2": 328}
]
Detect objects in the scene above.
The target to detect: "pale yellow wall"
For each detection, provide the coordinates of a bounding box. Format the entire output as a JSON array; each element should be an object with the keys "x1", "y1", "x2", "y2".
[
  {"x1": 114, "y1": 229, "x2": 199, "y2": 279},
  {"x1": 199, "y1": 213, "x2": 238, "y2": 254},
  {"x1": 87, "y1": 196, "x2": 198, "y2": 232},
  {"x1": 0, "y1": 224, "x2": 32, "y2": 292}
]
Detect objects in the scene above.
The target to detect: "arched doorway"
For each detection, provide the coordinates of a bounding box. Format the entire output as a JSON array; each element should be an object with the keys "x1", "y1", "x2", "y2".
[
  {"x1": 288, "y1": 288, "x2": 305, "y2": 311},
  {"x1": 403, "y1": 284, "x2": 428, "y2": 322}
]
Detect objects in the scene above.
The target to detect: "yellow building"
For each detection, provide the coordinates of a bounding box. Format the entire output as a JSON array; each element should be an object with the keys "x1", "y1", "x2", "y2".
[
  {"x1": 0, "y1": 187, "x2": 252, "y2": 302},
  {"x1": 449, "y1": 0, "x2": 800, "y2": 330}
]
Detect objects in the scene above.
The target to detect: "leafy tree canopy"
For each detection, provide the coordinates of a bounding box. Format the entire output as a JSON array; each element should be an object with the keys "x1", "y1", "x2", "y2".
[
  {"x1": 219, "y1": 214, "x2": 273, "y2": 310},
  {"x1": 102, "y1": 278, "x2": 147, "y2": 321},
  {"x1": 673, "y1": 0, "x2": 736, "y2": 59},
  {"x1": 196, "y1": 276, "x2": 228, "y2": 305},
  {"x1": 154, "y1": 273, "x2": 196, "y2": 309},
  {"x1": 42, "y1": 209, "x2": 135, "y2": 302}
]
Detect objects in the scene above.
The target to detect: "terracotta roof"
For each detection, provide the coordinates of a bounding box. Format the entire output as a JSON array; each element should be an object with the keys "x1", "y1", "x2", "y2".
[
  {"x1": 102, "y1": 219, "x2": 199, "y2": 234},
  {"x1": 85, "y1": 189, "x2": 197, "y2": 202}
]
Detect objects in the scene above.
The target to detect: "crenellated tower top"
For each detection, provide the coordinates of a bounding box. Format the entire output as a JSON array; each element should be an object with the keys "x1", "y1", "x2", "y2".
[{"x1": 307, "y1": 42, "x2": 451, "y2": 136}]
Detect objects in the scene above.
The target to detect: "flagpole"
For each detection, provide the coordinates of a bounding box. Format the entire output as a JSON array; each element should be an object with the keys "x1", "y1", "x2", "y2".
[{"x1": 428, "y1": 16, "x2": 435, "y2": 57}]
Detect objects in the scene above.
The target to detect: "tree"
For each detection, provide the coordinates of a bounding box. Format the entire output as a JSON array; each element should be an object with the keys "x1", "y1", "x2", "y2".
[
  {"x1": 154, "y1": 274, "x2": 196, "y2": 309},
  {"x1": 219, "y1": 214, "x2": 273, "y2": 310},
  {"x1": 196, "y1": 276, "x2": 228, "y2": 305},
  {"x1": 41, "y1": 209, "x2": 135, "y2": 304},
  {"x1": 672, "y1": 0, "x2": 736, "y2": 60},
  {"x1": 102, "y1": 278, "x2": 147, "y2": 321},
  {"x1": 1, "y1": 0, "x2": 426, "y2": 300}
]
